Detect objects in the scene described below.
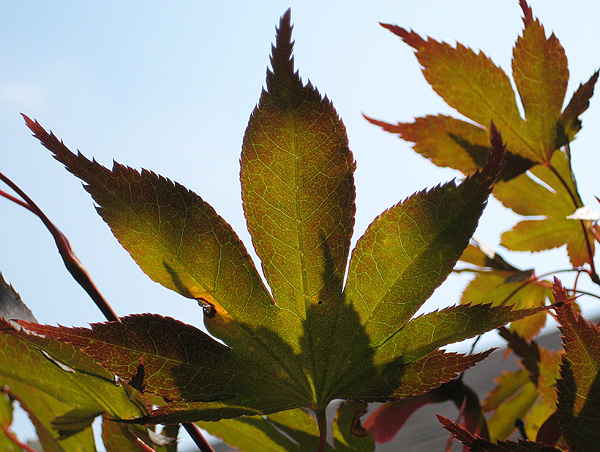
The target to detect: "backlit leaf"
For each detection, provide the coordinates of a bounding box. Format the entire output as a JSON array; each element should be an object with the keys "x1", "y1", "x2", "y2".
[
  {"x1": 22, "y1": 10, "x2": 544, "y2": 437},
  {"x1": 512, "y1": 0, "x2": 569, "y2": 160},
  {"x1": 373, "y1": 1, "x2": 595, "y2": 168},
  {"x1": 197, "y1": 402, "x2": 373, "y2": 452},
  {"x1": 458, "y1": 242, "x2": 552, "y2": 340},
  {"x1": 558, "y1": 70, "x2": 599, "y2": 145},
  {"x1": 439, "y1": 415, "x2": 561, "y2": 451},
  {"x1": 379, "y1": 23, "x2": 534, "y2": 161},
  {"x1": 554, "y1": 279, "x2": 600, "y2": 451},
  {"x1": 495, "y1": 150, "x2": 594, "y2": 266},
  {"x1": 0, "y1": 389, "x2": 17, "y2": 452}
]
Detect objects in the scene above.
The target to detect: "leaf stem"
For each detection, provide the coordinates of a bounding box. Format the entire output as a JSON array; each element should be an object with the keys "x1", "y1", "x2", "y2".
[
  {"x1": 1, "y1": 170, "x2": 216, "y2": 451},
  {"x1": 546, "y1": 162, "x2": 600, "y2": 285},
  {"x1": 315, "y1": 407, "x2": 328, "y2": 452},
  {"x1": 182, "y1": 423, "x2": 216, "y2": 452},
  {"x1": 1, "y1": 424, "x2": 39, "y2": 452}
]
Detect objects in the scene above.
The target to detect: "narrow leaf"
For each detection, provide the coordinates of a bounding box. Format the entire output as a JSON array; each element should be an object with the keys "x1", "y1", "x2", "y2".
[
  {"x1": 439, "y1": 415, "x2": 561, "y2": 451},
  {"x1": 365, "y1": 115, "x2": 534, "y2": 182},
  {"x1": 554, "y1": 279, "x2": 600, "y2": 451},
  {"x1": 240, "y1": 10, "x2": 355, "y2": 317},
  {"x1": 345, "y1": 123, "x2": 505, "y2": 346},
  {"x1": 381, "y1": 23, "x2": 537, "y2": 161},
  {"x1": 0, "y1": 274, "x2": 37, "y2": 323},
  {"x1": 558, "y1": 70, "x2": 599, "y2": 145},
  {"x1": 23, "y1": 115, "x2": 277, "y2": 349},
  {"x1": 512, "y1": 0, "x2": 569, "y2": 161}
]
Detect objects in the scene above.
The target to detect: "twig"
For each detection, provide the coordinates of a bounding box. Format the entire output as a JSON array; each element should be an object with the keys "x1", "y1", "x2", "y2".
[
  {"x1": 0, "y1": 170, "x2": 119, "y2": 322},
  {"x1": 183, "y1": 423, "x2": 216, "y2": 452},
  {"x1": 1, "y1": 170, "x2": 216, "y2": 452}
]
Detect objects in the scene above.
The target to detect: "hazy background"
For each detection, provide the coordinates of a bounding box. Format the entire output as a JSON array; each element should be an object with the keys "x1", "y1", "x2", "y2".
[{"x1": 1, "y1": 1, "x2": 599, "y2": 449}]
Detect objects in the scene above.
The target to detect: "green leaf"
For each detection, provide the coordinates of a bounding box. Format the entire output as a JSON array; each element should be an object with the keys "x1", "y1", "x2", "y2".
[
  {"x1": 364, "y1": 115, "x2": 489, "y2": 175},
  {"x1": 364, "y1": 115, "x2": 535, "y2": 182},
  {"x1": 374, "y1": 1, "x2": 595, "y2": 167},
  {"x1": 240, "y1": 8, "x2": 355, "y2": 318},
  {"x1": 23, "y1": 10, "x2": 543, "y2": 435},
  {"x1": 21, "y1": 119, "x2": 277, "y2": 353},
  {"x1": 482, "y1": 343, "x2": 561, "y2": 443},
  {"x1": 343, "y1": 124, "x2": 505, "y2": 348},
  {"x1": 0, "y1": 389, "x2": 17, "y2": 452},
  {"x1": 554, "y1": 279, "x2": 600, "y2": 451},
  {"x1": 495, "y1": 150, "x2": 593, "y2": 266},
  {"x1": 1, "y1": 312, "x2": 154, "y2": 452},
  {"x1": 379, "y1": 23, "x2": 534, "y2": 161},
  {"x1": 0, "y1": 320, "x2": 100, "y2": 451},
  {"x1": 458, "y1": 241, "x2": 552, "y2": 340},
  {"x1": 198, "y1": 402, "x2": 373, "y2": 452},
  {"x1": 512, "y1": 0, "x2": 569, "y2": 161}
]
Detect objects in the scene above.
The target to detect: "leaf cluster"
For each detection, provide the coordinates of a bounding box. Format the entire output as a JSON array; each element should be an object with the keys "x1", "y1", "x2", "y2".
[{"x1": 0, "y1": 1, "x2": 599, "y2": 451}]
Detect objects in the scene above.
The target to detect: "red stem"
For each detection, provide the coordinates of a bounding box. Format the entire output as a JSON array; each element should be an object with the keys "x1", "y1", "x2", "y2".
[
  {"x1": 0, "y1": 170, "x2": 119, "y2": 322},
  {"x1": 546, "y1": 162, "x2": 600, "y2": 285},
  {"x1": 1, "y1": 170, "x2": 216, "y2": 451},
  {"x1": 2, "y1": 424, "x2": 39, "y2": 452},
  {"x1": 183, "y1": 423, "x2": 216, "y2": 452}
]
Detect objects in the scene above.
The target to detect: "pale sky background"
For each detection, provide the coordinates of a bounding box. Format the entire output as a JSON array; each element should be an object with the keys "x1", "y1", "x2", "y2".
[{"x1": 1, "y1": 1, "x2": 599, "y2": 449}]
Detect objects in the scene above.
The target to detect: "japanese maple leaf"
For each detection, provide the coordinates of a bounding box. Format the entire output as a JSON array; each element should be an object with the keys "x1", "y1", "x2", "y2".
[
  {"x1": 458, "y1": 239, "x2": 553, "y2": 340},
  {"x1": 366, "y1": 0, "x2": 597, "y2": 269},
  {"x1": 20, "y1": 10, "x2": 546, "y2": 448}
]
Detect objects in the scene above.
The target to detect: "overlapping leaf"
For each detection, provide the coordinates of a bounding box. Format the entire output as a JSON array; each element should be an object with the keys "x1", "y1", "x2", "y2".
[
  {"x1": 368, "y1": 1, "x2": 596, "y2": 167},
  {"x1": 554, "y1": 279, "x2": 600, "y2": 451},
  {"x1": 494, "y1": 150, "x2": 594, "y2": 266},
  {"x1": 0, "y1": 318, "x2": 144, "y2": 451},
  {"x1": 483, "y1": 342, "x2": 561, "y2": 442},
  {"x1": 367, "y1": 0, "x2": 597, "y2": 274},
  {"x1": 21, "y1": 10, "x2": 547, "y2": 438},
  {"x1": 458, "y1": 241, "x2": 552, "y2": 340},
  {"x1": 0, "y1": 276, "x2": 155, "y2": 451},
  {"x1": 197, "y1": 402, "x2": 373, "y2": 452},
  {"x1": 439, "y1": 415, "x2": 561, "y2": 452}
]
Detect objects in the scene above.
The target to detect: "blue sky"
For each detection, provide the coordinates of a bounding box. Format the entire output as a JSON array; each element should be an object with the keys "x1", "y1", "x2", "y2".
[
  {"x1": 2, "y1": 0, "x2": 599, "y2": 338},
  {"x1": 1, "y1": 1, "x2": 599, "y2": 447}
]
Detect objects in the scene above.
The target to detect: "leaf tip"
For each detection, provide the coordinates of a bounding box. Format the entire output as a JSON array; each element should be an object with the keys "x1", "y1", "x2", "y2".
[
  {"x1": 266, "y1": 8, "x2": 296, "y2": 90},
  {"x1": 380, "y1": 23, "x2": 426, "y2": 49},
  {"x1": 519, "y1": 0, "x2": 534, "y2": 23},
  {"x1": 485, "y1": 120, "x2": 506, "y2": 180}
]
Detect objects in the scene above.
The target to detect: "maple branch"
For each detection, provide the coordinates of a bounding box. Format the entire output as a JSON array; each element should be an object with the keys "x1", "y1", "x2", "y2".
[
  {"x1": 1, "y1": 170, "x2": 218, "y2": 452},
  {"x1": 183, "y1": 423, "x2": 216, "y2": 452},
  {"x1": 0, "y1": 170, "x2": 120, "y2": 322}
]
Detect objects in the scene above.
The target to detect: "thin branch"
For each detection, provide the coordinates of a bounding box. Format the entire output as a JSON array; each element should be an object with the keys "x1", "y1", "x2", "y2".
[
  {"x1": 0, "y1": 170, "x2": 119, "y2": 322},
  {"x1": 546, "y1": 162, "x2": 600, "y2": 285},
  {"x1": 183, "y1": 423, "x2": 216, "y2": 452},
  {"x1": 1, "y1": 171, "x2": 216, "y2": 451}
]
